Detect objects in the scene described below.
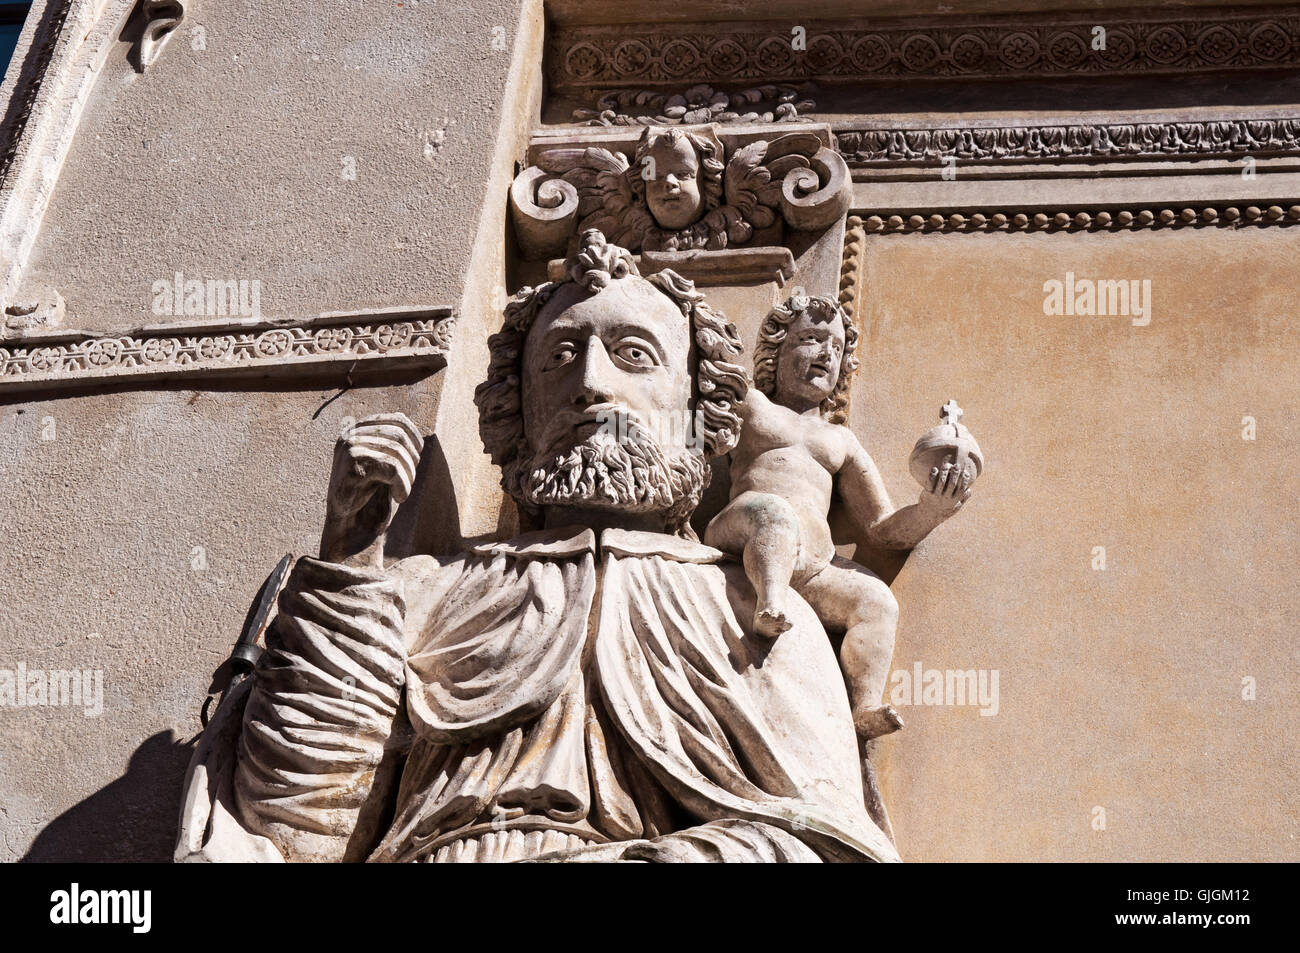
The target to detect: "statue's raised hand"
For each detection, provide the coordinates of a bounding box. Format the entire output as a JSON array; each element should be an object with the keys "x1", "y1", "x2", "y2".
[
  {"x1": 319, "y1": 413, "x2": 424, "y2": 569},
  {"x1": 918, "y1": 451, "x2": 975, "y2": 522}
]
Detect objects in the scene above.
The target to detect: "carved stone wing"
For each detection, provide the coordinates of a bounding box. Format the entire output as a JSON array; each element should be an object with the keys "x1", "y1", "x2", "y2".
[
  {"x1": 550, "y1": 147, "x2": 654, "y2": 250},
  {"x1": 722, "y1": 140, "x2": 782, "y2": 242},
  {"x1": 725, "y1": 133, "x2": 852, "y2": 234},
  {"x1": 511, "y1": 148, "x2": 653, "y2": 260}
]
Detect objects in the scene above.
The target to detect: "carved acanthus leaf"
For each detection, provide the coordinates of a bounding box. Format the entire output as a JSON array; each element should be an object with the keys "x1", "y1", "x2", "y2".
[{"x1": 573, "y1": 85, "x2": 816, "y2": 126}]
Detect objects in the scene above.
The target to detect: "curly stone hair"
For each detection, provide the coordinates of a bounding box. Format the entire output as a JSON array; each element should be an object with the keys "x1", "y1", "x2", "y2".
[
  {"x1": 752, "y1": 294, "x2": 860, "y2": 425},
  {"x1": 627, "y1": 127, "x2": 725, "y2": 217},
  {"x1": 474, "y1": 229, "x2": 747, "y2": 516}
]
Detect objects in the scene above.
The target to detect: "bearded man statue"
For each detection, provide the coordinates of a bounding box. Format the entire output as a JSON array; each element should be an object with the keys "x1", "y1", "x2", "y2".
[{"x1": 176, "y1": 229, "x2": 899, "y2": 864}]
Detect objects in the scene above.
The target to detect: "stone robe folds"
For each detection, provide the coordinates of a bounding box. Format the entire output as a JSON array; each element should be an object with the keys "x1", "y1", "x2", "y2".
[{"x1": 176, "y1": 527, "x2": 899, "y2": 863}]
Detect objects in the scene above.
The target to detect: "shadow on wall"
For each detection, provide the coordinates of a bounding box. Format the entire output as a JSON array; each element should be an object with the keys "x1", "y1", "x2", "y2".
[{"x1": 20, "y1": 730, "x2": 195, "y2": 863}]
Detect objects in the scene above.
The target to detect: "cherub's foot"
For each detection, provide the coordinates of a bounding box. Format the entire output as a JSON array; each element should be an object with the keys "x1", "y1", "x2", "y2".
[
  {"x1": 853, "y1": 704, "x2": 905, "y2": 740},
  {"x1": 753, "y1": 606, "x2": 793, "y2": 639}
]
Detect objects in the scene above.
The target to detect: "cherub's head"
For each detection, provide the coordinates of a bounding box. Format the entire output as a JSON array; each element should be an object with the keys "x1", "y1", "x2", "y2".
[
  {"x1": 631, "y1": 128, "x2": 724, "y2": 231},
  {"x1": 753, "y1": 294, "x2": 860, "y2": 424}
]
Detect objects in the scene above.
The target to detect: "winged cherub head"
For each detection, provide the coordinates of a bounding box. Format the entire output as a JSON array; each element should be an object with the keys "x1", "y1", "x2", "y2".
[{"x1": 631, "y1": 128, "x2": 724, "y2": 231}]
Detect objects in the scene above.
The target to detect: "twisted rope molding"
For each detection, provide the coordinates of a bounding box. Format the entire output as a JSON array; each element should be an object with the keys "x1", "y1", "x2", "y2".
[{"x1": 839, "y1": 216, "x2": 866, "y2": 312}]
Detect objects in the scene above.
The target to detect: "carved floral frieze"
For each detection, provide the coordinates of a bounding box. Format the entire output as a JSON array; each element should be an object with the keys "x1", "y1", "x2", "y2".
[
  {"x1": 549, "y1": 11, "x2": 1300, "y2": 88},
  {"x1": 836, "y1": 117, "x2": 1300, "y2": 167},
  {"x1": 0, "y1": 307, "x2": 456, "y2": 394}
]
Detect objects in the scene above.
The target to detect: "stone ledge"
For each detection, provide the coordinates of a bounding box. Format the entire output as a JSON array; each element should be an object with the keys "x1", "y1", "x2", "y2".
[
  {"x1": 848, "y1": 202, "x2": 1300, "y2": 235},
  {"x1": 546, "y1": 246, "x2": 796, "y2": 285},
  {"x1": 0, "y1": 305, "x2": 456, "y2": 396}
]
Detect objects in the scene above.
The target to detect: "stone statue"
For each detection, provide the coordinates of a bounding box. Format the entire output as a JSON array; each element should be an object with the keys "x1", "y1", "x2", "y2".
[
  {"x1": 177, "y1": 230, "x2": 900, "y2": 863},
  {"x1": 510, "y1": 125, "x2": 851, "y2": 259},
  {"x1": 636, "y1": 127, "x2": 716, "y2": 231},
  {"x1": 704, "y1": 295, "x2": 978, "y2": 744}
]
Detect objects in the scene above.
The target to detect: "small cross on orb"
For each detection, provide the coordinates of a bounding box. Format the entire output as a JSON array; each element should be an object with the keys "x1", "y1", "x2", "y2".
[{"x1": 941, "y1": 398, "x2": 964, "y2": 425}]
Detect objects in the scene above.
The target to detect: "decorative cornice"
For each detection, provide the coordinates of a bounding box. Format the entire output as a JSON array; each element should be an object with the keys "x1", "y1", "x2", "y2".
[
  {"x1": 0, "y1": 306, "x2": 456, "y2": 395},
  {"x1": 549, "y1": 9, "x2": 1300, "y2": 88},
  {"x1": 0, "y1": 1, "x2": 139, "y2": 305},
  {"x1": 545, "y1": 246, "x2": 796, "y2": 285},
  {"x1": 835, "y1": 117, "x2": 1300, "y2": 168},
  {"x1": 853, "y1": 203, "x2": 1300, "y2": 235}
]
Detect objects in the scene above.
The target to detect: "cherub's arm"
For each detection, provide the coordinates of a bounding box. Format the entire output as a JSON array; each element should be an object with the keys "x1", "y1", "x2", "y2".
[
  {"x1": 838, "y1": 430, "x2": 962, "y2": 551},
  {"x1": 735, "y1": 386, "x2": 773, "y2": 425}
]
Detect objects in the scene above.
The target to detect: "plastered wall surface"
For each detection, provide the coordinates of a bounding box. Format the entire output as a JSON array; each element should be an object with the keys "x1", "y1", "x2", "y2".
[
  {"x1": 1, "y1": 0, "x2": 541, "y2": 861},
  {"x1": 0, "y1": 381, "x2": 450, "y2": 860},
  {"x1": 24, "y1": 0, "x2": 530, "y2": 328},
  {"x1": 857, "y1": 226, "x2": 1300, "y2": 861}
]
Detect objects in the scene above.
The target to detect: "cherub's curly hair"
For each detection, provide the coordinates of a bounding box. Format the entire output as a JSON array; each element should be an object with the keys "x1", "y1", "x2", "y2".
[
  {"x1": 752, "y1": 294, "x2": 859, "y2": 424},
  {"x1": 474, "y1": 230, "x2": 747, "y2": 518},
  {"x1": 627, "y1": 127, "x2": 725, "y2": 216}
]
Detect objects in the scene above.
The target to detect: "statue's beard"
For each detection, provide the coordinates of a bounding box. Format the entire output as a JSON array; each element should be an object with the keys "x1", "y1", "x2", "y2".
[{"x1": 505, "y1": 416, "x2": 708, "y2": 535}]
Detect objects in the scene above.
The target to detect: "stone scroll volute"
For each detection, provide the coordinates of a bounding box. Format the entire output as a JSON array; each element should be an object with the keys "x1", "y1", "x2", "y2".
[{"x1": 511, "y1": 123, "x2": 851, "y2": 261}]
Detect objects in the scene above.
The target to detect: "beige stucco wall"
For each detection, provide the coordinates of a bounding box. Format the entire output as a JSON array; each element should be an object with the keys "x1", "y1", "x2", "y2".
[{"x1": 859, "y1": 226, "x2": 1300, "y2": 861}]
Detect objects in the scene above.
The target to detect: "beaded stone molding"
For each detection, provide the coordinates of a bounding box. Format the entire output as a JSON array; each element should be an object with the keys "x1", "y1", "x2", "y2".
[
  {"x1": 0, "y1": 306, "x2": 456, "y2": 395},
  {"x1": 852, "y1": 203, "x2": 1300, "y2": 234}
]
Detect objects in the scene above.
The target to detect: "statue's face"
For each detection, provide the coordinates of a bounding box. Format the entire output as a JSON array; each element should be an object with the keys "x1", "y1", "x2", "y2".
[
  {"x1": 644, "y1": 138, "x2": 703, "y2": 231},
  {"x1": 775, "y1": 308, "x2": 845, "y2": 410},
  {"x1": 523, "y1": 275, "x2": 692, "y2": 455},
  {"x1": 515, "y1": 274, "x2": 703, "y2": 523}
]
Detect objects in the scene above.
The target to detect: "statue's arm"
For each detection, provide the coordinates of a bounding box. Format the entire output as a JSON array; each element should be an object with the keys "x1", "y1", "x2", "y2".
[
  {"x1": 227, "y1": 553, "x2": 410, "y2": 862},
  {"x1": 735, "y1": 386, "x2": 772, "y2": 425},
  {"x1": 838, "y1": 430, "x2": 956, "y2": 551},
  {"x1": 182, "y1": 415, "x2": 426, "y2": 863}
]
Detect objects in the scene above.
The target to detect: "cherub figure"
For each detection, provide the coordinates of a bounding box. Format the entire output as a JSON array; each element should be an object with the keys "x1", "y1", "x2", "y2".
[
  {"x1": 704, "y1": 295, "x2": 975, "y2": 740},
  {"x1": 629, "y1": 126, "x2": 723, "y2": 231},
  {"x1": 534, "y1": 125, "x2": 789, "y2": 253},
  {"x1": 516, "y1": 125, "x2": 854, "y2": 261}
]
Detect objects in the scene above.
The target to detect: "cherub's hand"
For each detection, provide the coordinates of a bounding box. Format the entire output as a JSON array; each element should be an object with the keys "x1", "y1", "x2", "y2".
[
  {"x1": 319, "y1": 413, "x2": 424, "y2": 569},
  {"x1": 917, "y1": 451, "x2": 974, "y2": 522}
]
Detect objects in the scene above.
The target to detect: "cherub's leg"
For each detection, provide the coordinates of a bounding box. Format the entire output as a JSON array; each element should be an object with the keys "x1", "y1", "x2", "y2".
[
  {"x1": 798, "y1": 558, "x2": 903, "y2": 740},
  {"x1": 704, "y1": 492, "x2": 800, "y2": 638}
]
